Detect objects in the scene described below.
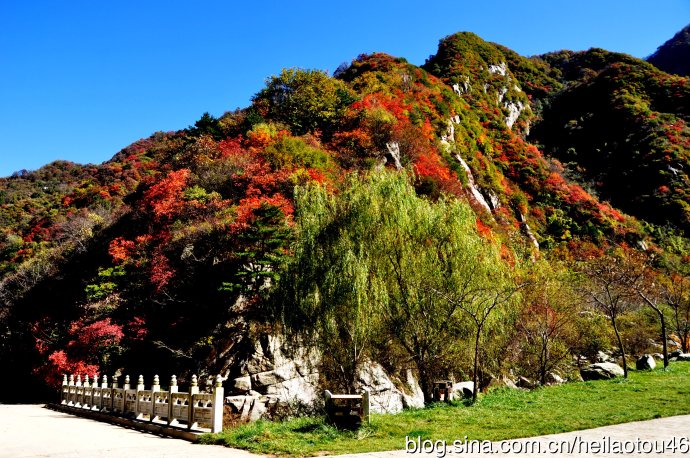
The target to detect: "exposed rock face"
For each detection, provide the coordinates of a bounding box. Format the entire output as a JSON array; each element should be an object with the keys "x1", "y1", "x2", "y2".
[
  {"x1": 580, "y1": 362, "x2": 625, "y2": 381},
  {"x1": 596, "y1": 350, "x2": 615, "y2": 363},
  {"x1": 356, "y1": 362, "x2": 424, "y2": 413},
  {"x1": 636, "y1": 354, "x2": 656, "y2": 371},
  {"x1": 455, "y1": 154, "x2": 492, "y2": 213},
  {"x1": 504, "y1": 101, "x2": 524, "y2": 129},
  {"x1": 225, "y1": 335, "x2": 425, "y2": 421},
  {"x1": 225, "y1": 335, "x2": 320, "y2": 421},
  {"x1": 385, "y1": 142, "x2": 403, "y2": 170}
]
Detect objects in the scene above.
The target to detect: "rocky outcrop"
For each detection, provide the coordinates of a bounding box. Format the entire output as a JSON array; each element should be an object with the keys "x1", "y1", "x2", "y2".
[
  {"x1": 636, "y1": 354, "x2": 656, "y2": 370},
  {"x1": 580, "y1": 362, "x2": 624, "y2": 381},
  {"x1": 225, "y1": 335, "x2": 320, "y2": 421},
  {"x1": 225, "y1": 335, "x2": 425, "y2": 421},
  {"x1": 356, "y1": 363, "x2": 424, "y2": 413},
  {"x1": 456, "y1": 154, "x2": 492, "y2": 213}
]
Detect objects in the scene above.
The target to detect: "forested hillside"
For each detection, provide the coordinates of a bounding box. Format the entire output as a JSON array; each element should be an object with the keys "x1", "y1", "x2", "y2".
[{"x1": 1, "y1": 26, "x2": 689, "y2": 403}]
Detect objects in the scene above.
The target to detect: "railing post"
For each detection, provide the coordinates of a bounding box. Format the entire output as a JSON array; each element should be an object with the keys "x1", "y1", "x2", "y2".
[
  {"x1": 75, "y1": 375, "x2": 83, "y2": 408},
  {"x1": 212, "y1": 375, "x2": 224, "y2": 433},
  {"x1": 68, "y1": 375, "x2": 75, "y2": 406},
  {"x1": 61, "y1": 375, "x2": 68, "y2": 404},
  {"x1": 362, "y1": 389, "x2": 371, "y2": 424},
  {"x1": 168, "y1": 375, "x2": 177, "y2": 425},
  {"x1": 101, "y1": 375, "x2": 109, "y2": 411},
  {"x1": 136, "y1": 375, "x2": 145, "y2": 419},
  {"x1": 188, "y1": 375, "x2": 198, "y2": 429}
]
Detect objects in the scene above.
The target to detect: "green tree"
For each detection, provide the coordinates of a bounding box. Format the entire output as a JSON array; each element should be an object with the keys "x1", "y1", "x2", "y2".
[{"x1": 253, "y1": 68, "x2": 355, "y2": 137}]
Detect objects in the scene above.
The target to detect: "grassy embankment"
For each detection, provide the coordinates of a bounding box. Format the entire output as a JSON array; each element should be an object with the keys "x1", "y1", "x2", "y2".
[{"x1": 200, "y1": 362, "x2": 690, "y2": 456}]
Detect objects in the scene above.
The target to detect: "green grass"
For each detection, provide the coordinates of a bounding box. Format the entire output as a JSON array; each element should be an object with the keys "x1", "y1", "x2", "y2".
[{"x1": 200, "y1": 362, "x2": 690, "y2": 456}]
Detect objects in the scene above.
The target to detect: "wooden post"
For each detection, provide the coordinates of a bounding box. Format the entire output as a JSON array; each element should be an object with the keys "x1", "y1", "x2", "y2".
[{"x1": 212, "y1": 375, "x2": 224, "y2": 433}]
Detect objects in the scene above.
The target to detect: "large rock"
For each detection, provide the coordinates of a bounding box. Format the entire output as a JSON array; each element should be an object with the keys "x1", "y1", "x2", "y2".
[
  {"x1": 596, "y1": 351, "x2": 615, "y2": 363},
  {"x1": 545, "y1": 372, "x2": 564, "y2": 385},
  {"x1": 486, "y1": 375, "x2": 518, "y2": 390},
  {"x1": 636, "y1": 354, "x2": 656, "y2": 371},
  {"x1": 452, "y1": 381, "x2": 474, "y2": 399},
  {"x1": 678, "y1": 353, "x2": 690, "y2": 362},
  {"x1": 671, "y1": 349, "x2": 683, "y2": 358},
  {"x1": 356, "y1": 362, "x2": 424, "y2": 413},
  {"x1": 231, "y1": 375, "x2": 252, "y2": 393},
  {"x1": 580, "y1": 362, "x2": 625, "y2": 381},
  {"x1": 516, "y1": 376, "x2": 535, "y2": 389}
]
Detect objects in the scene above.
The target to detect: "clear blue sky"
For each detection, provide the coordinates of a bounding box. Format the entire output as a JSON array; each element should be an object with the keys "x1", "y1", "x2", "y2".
[{"x1": 1, "y1": 1, "x2": 688, "y2": 177}]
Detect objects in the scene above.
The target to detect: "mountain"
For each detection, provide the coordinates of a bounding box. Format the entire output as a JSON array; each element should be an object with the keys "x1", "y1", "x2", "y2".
[
  {"x1": 648, "y1": 24, "x2": 690, "y2": 77},
  {"x1": 1, "y1": 28, "x2": 688, "y2": 402},
  {"x1": 530, "y1": 48, "x2": 690, "y2": 231}
]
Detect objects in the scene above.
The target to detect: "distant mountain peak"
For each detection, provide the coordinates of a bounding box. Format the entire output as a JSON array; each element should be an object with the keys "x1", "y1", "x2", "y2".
[{"x1": 647, "y1": 24, "x2": 690, "y2": 76}]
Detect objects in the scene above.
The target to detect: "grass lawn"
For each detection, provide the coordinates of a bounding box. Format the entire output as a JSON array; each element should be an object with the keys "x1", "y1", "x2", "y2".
[{"x1": 200, "y1": 362, "x2": 690, "y2": 456}]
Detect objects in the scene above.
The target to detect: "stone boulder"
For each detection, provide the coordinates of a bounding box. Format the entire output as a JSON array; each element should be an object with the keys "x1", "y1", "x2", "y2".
[
  {"x1": 678, "y1": 353, "x2": 690, "y2": 362},
  {"x1": 580, "y1": 362, "x2": 625, "y2": 381},
  {"x1": 486, "y1": 375, "x2": 518, "y2": 390},
  {"x1": 516, "y1": 376, "x2": 536, "y2": 389},
  {"x1": 545, "y1": 372, "x2": 565, "y2": 385},
  {"x1": 671, "y1": 349, "x2": 683, "y2": 358},
  {"x1": 452, "y1": 381, "x2": 474, "y2": 399},
  {"x1": 596, "y1": 351, "x2": 615, "y2": 363},
  {"x1": 636, "y1": 354, "x2": 656, "y2": 371},
  {"x1": 356, "y1": 362, "x2": 424, "y2": 413}
]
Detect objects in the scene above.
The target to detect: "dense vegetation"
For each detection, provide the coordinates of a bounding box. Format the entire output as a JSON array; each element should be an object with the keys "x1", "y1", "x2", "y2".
[{"x1": 1, "y1": 26, "x2": 689, "y2": 407}]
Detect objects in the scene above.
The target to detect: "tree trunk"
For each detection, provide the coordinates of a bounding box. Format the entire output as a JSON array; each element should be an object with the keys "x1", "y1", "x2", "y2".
[
  {"x1": 611, "y1": 316, "x2": 628, "y2": 378},
  {"x1": 472, "y1": 327, "x2": 481, "y2": 404},
  {"x1": 660, "y1": 312, "x2": 668, "y2": 369}
]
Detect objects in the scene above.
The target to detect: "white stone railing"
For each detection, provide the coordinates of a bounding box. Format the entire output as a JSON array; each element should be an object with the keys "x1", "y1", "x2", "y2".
[{"x1": 60, "y1": 373, "x2": 224, "y2": 433}]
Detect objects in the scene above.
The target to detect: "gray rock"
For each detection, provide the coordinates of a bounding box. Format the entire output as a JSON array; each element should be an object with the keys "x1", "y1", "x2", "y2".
[
  {"x1": 516, "y1": 376, "x2": 535, "y2": 389},
  {"x1": 652, "y1": 353, "x2": 665, "y2": 360},
  {"x1": 677, "y1": 353, "x2": 690, "y2": 362},
  {"x1": 356, "y1": 362, "x2": 425, "y2": 413},
  {"x1": 596, "y1": 351, "x2": 614, "y2": 363},
  {"x1": 231, "y1": 375, "x2": 251, "y2": 393},
  {"x1": 251, "y1": 371, "x2": 282, "y2": 388},
  {"x1": 671, "y1": 349, "x2": 683, "y2": 358},
  {"x1": 545, "y1": 372, "x2": 564, "y2": 385},
  {"x1": 452, "y1": 381, "x2": 474, "y2": 398},
  {"x1": 487, "y1": 375, "x2": 518, "y2": 390},
  {"x1": 636, "y1": 354, "x2": 656, "y2": 371},
  {"x1": 580, "y1": 362, "x2": 625, "y2": 381}
]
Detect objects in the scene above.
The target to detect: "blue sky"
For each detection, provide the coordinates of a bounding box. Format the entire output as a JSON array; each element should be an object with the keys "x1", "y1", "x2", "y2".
[{"x1": 1, "y1": 1, "x2": 688, "y2": 177}]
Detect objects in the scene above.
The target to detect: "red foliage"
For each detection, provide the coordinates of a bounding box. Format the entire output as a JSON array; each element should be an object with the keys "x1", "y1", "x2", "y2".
[
  {"x1": 150, "y1": 249, "x2": 175, "y2": 292},
  {"x1": 142, "y1": 169, "x2": 191, "y2": 220},
  {"x1": 108, "y1": 237, "x2": 135, "y2": 264},
  {"x1": 68, "y1": 318, "x2": 124, "y2": 351}
]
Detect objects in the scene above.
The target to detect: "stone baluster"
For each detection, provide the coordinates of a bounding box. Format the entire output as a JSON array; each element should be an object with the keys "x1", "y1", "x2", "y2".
[
  {"x1": 168, "y1": 375, "x2": 177, "y2": 425},
  {"x1": 123, "y1": 375, "x2": 130, "y2": 390},
  {"x1": 75, "y1": 375, "x2": 83, "y2": 407},
  {"x1": 68, "y1": 375, "x2": 75, "y2": 406},
  {"x1": 112, "y1": 375, "x2": 119, "y2": 389},
  {"x1": 61, "y1": 375, "x2": 68, "y2": 404},
  {"x1": 188, "y1": 375, "x2": 198, "y2": 429},
  {"x1": 211, "y1": 375, "x2": 224, "y2": 433},
  {"x1": 152, "y1": 375, "x2": 160, "y2": 392}
]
